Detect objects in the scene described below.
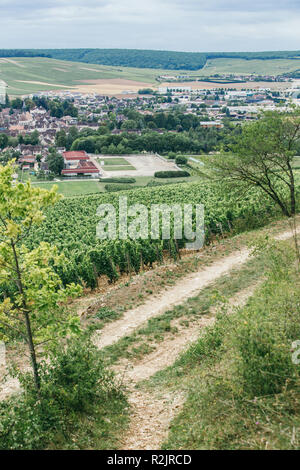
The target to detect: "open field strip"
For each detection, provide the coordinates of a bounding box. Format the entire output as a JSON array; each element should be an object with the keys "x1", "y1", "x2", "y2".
[{"x1": 1, "y1": 56, "x2": 299, "y2": 96}]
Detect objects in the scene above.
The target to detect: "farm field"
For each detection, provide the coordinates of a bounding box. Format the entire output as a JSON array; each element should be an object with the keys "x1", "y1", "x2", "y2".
[
  {"x1": 32, "y1": 180, "x2": 105, "y2": 197},
  {"x1": 0, "y1": 57, "x2": 176, "y2": 96},
  {"x1": 101, "y1": 157, "x2": 132, "y2": 166},
  {"x1": 97, "y1": 157, "x2": 136, "y2": 171},
  {"x1": 293, "y1": 156, "x2": 300, "y2": 169},
  {"x1": 0, "y1": 56, "x2": 298, "y2": 96},
  {"x1": 24, "y1": 180, "x2": 281, "y2": 289},
  {"x1": 31, "y1": 175, "x2": 201, "y2": 196},
  {"x1": 200, "y1": 57, "x2": 300, "y2": 76}
]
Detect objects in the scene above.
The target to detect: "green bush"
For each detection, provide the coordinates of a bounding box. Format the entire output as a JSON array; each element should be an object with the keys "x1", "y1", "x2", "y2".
[
  {"x1": 175, "y1": 155, "x2": 188, "y2": 165},
  {"x1": 100, "y1": 177, "x2": 136, "y2": 183},
  {"x1": 235, "y1": 316, "x2": 295, "y2": 397},
  {"x1": 105, "y1": 183, "x2": 138, "y2": 192},
  {"x1": 0, "y1": 336, "x2": 125, "y2": 449},
  {"x1": 167, "y1": 152, "x2": 177, "y2": 160},
  {"x1": 39, "y1": 337, "x2": 116, "y2": 413},
  {"x1": 154, "y1": 170, "x2": 190, "y2": 178}
]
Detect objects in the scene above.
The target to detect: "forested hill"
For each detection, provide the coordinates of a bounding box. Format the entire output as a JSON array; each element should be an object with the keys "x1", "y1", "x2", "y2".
[{"x1": 1, "y1": 49, "x2": 300, "y2": 70}]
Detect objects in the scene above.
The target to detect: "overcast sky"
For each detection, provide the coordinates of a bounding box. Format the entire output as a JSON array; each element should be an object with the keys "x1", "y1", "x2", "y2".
[{"x1": 0, "y1": 0, "x2": 299, "y2": 51}]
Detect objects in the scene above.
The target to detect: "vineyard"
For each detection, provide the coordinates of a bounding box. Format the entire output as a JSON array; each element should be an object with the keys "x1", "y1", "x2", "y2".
[{"x1": 14, "y1": 181, "x2": 279, "y2": 289}]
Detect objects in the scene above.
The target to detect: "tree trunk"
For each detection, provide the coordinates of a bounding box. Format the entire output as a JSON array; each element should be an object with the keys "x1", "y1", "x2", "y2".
[
  {"x1": 24, "y1": 310, "x2": 40, "y2": 392},
  {"x1": 10, "y1": 240, "x2": 40, "y2": 392},
  {"x1": 290, "y1": 184, "x2": 296, "y2": 216}
]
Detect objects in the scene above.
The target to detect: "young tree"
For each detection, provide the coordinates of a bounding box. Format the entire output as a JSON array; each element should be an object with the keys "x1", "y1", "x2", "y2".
[
  {"x1": 0, "y1": 163, "x2": 81, "y2": 392},
  {"x1": 208, "y1": 111, "x2": 300, "y2": 217},
  {"x1": 47, "y1": 152, "x2": 64, "y2": 175},
  {"x1": 0, "y1": 134, "x2": 8, "y2": 150}
]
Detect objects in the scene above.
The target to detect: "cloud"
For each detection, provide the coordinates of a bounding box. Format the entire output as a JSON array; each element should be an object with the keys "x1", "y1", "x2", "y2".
[{"x1": 0, "y1": 0, "x2": 299, "y2": 51}]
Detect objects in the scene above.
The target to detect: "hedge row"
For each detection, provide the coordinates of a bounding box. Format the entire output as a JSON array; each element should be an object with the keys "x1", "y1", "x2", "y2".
[
  {"x1": 154, "y1": 170, "x2": 190, "y2": 178},
  {"x1": 100, "y1": 177, "x2": 136, "y2": 184}
]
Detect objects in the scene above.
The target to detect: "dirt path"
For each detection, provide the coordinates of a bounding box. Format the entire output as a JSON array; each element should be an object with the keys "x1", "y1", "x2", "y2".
[
  {"x1": 94, "y1": 227, "x2": 296, "y2": 351},
  {"x1": 113, "y1": 229, "x2": 298, "y2": 450},
  {"x1": 0, "y1": 227, "x2": 296, "y2": 407},
  {"x1": 93, "y1": 248, "x2": 250, "y2": 349},
  {"x1": 118, "y1": 283, "x2": 258, "y2": 450}
]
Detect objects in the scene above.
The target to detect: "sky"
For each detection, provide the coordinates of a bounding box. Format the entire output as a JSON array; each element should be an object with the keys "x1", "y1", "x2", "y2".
[{"x1": 0, "y1": 0, "x2": 299, "y2": 52}]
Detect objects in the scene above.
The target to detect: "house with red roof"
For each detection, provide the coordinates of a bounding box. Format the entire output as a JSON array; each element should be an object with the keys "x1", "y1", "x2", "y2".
[
  {"x1": 61, "y1": 151, "x2": 100, "y2": 177},
  {"x1": 18, "y1": 155, "x2": 36, "y2": 170}
]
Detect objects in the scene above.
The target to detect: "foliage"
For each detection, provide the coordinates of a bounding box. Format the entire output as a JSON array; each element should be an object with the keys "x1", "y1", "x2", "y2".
[
  {"x1": 100, "y1": 177, "x2": 136, "y2": 183},
  {"x1": 163, "y1": 238, "x2": 300, "y2": 450},
  {"x1": 154, "y1": 170, "x2": 190, "y2": 178},
  {"x1": 1, "y1": 49, "x2": 300, "y2": 71},
  {"x1": 0, "y1": 336, "x2": 126, "y2": 450},
  {"x1": 0, "y1": 162, "x2": 81, "y2": 390},
  {"x1": 47, "y1": 152, "x2": 64, "y2": 175},
  {"x1": 20, "y1": 177, "x2": 284, "y2": 288},
  {"x1": 175, "y1": 155, "x2": 188, "y2": 165},
  {"x1": 207, "y1": 110, "x2": 300, "y2": 217},
  {"x1": 104, "y1": 183, "x2": 137, "y2": 192}
]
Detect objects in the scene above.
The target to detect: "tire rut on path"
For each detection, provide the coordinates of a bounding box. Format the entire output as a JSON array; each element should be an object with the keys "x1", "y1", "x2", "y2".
[
  {"x1": 117, "y1": 224, "x2": 298, "y2": 450},
  {"x1": 118, "y1": 283, "x2": 258, "y2": 450},
  {"x1": 94, "y1": 228, "x2": 296, "y2": 352},
  {"x1": 93, "y1": 248, "x2": 250, "y2": 349}
]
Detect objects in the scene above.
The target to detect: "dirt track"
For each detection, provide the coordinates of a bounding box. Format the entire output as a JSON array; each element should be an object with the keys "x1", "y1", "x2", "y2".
[
  {"x1": 94, "y1": 227, "x2": 295, "y2": 351},
  {"x1": 118, "y1": 283, "x2": 258, "y2": 450},
  {"x1": 93, "y1": 248, "x2": 250, "y2": 349},
  {"x1": 0, "y1": 225, "x2": 298, "y2": 449}
]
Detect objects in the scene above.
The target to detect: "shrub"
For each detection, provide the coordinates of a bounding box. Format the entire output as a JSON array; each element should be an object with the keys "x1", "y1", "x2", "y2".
[
  {"x1": 168, "y1": 152, "x2": 177, "y2": 160},
  {"x1": 100, "y1": 177, "x2": 136, "y2": 184},
  {"x1": 0, "y1": 336, "x2": 125, "y2": 449},
  {"x1": 175, "y1": 155, "x2": 188, "y2": 165},
  {"x1": 39, "y1": 337, "x2": 116, "y2": 413},
  {"x1": 154, "y1": 170, "x2": 190, "y2": 178},
  {"x1": 105, "y1": 183, "x2": 137, "y2": 192}
]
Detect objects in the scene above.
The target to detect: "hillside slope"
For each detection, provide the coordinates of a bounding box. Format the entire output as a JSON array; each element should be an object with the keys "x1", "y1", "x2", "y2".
[{"x1": 1, "y1": 49, "x2": 300, "y2": 71}]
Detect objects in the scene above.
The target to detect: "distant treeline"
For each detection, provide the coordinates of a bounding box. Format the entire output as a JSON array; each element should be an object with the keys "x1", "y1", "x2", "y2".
[{"x1": 1, "y1": 49, "x2": 300, "y2": 71}]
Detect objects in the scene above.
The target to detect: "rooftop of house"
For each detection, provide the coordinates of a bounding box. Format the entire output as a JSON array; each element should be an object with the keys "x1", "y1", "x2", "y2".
[{"x1": 63, "y1": 150, "x2": 88, "y2": 160}]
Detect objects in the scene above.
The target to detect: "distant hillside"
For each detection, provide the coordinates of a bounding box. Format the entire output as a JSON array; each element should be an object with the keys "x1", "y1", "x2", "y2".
[{"x1": 1, "y1": 49, "x2": 300, "y2": 71}]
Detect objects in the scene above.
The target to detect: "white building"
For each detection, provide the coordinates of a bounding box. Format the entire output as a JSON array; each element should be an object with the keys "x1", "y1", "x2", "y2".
[{"x1": 158, "y1": 86, "x2": 192, "y2": 94}]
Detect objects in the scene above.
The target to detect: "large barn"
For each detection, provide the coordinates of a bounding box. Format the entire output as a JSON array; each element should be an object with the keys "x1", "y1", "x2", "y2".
[{"x1": 61, "y1": 151, "x2": 100, "y2": 177}]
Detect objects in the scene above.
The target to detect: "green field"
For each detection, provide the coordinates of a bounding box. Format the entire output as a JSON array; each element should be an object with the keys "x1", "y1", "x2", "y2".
[
  {"x1": 102, "y1": 158, "x2": 131, "y2": 165},
  {"x1": 104, "y1": 166, "x2": 135, "y2": 171},
  {"x1": 0, "y1": 57, "x2": 171, "y2": 96},
  {"x1": 293, "y1": 156, "x2": 300, "y2": 169},
  {"x1": 200, "y1": 57, "x2": 300, "y2": 76},
  {"x1": 97, "y1": 157, "x2": 136, "y2": 171},
  {"x1": 32, "y1": 180, "x2": 104, "y2": 196},
  {"x1": 31, "y1": 175, "x2": 201, "y2": 196},
  {"x1": 1, "y1": 56, "x2": 299, "y2": 97}
]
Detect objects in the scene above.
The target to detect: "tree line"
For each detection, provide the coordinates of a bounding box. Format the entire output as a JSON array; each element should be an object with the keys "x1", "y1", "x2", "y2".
[{"x1": 1, "y1": 49, "x2": 300, "y2": 71}]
